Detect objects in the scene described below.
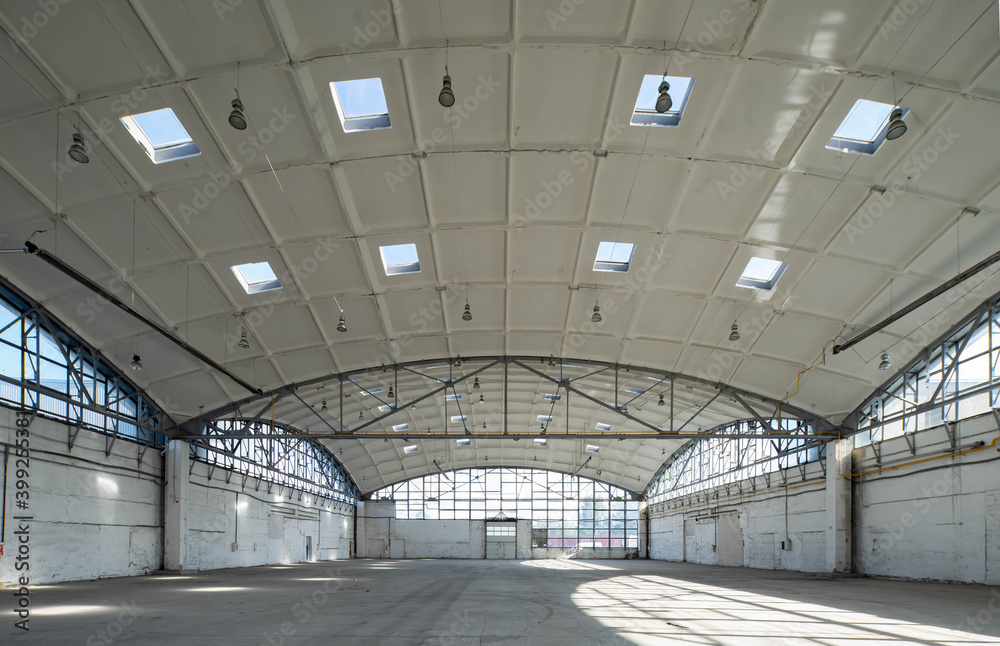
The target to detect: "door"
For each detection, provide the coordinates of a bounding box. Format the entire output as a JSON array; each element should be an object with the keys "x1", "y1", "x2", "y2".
[
  {"x1": 305, "y1": 536, "x2": 312, "y2": 561},
  {"x1": 485, "y1": 521, "x2": 517, "y2": 559},
  {"x1": 716, "y1": 514, "x2": 743, "y2": 567},
  {"x1": 694, "y1": 518, "x2": 718, "y2": 565}
]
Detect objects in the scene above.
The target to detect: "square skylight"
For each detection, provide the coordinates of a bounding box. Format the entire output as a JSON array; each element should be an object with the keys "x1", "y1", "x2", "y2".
[
  {"x1": 624, "y1": 387, "x2": 646, "y2": 395},
  {"x1": 378, "y1": 405, "x2": 392, "y2": 412},
  {"x1": 392, "y1": 423, "x2": 409, "y2": 432},
  {"x1": 631, "y1": 75, "x2": 695, "y2": 127},
  {"x1": 359, "y1": 387, "x2": 382, "y2": 396},
  {"x1": 231, "y1": 262, "x2": 282, "y2": 295},
  {"x1": 594, "y1": 241, "x2": 636, "y2": 273},
  {"x1": 585, "y1": 444, "x2": 600, "y2": 454},
  {"x1": 445, "y1": 393, "x2": 463, "y2": 401},
  {"x1": 543, "y1": 394, "x2": 561, "y2": 402},
  {"x1": 456, "y1": 438, "x2": 471, "y2": 446},
  {"x1": 534, "y1": 437, "x2": 548, "y2": 446},
  {"x1": 827, "y1": 99, "x2": 908, "y2": 156},
  {"x1": 737, "y1": 257, "x2": 787, "y2": 291},
  {"x1": 330, "y1": 78, "x2": 391, "y2": 132},
  {"x1": 451, "y1": 415, "x2": 467, "y2": 423},
  {"x1": 403, "y1": 445, "x2": 419, "y2": 454},
  {"x1": 380, "y1": 243, "x2": 421, "y2": 276},
  {"x1": 595, "y1": 423, "x2": 612, "y2": 432},
  {"x1": 120, "y1": 108, "x2": 200, "y2": 164},
  {"x1": 537, "y1": 415, "x2": 553, "y2": 422}
]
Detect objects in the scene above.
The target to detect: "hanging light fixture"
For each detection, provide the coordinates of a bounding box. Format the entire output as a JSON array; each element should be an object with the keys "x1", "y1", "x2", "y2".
[
  {"x1": 388, "y1": 385, "x2": 394, "y2": 399},
  {"x1": 438, "y1": 71, "x2": 455, "y2": 108},
  {"x1": 129, "y1": 354, "x2": 143, "y2": 371},
  {"x1": 68, "y1": 133, "x2": 89, "y2": 164},
  {"x1": 729, "y1": 322, "x2": 741, "y2": 342},
  {"x1": 238, "y1": 328, "x2": 250, "y2": 349},
  {"x1": 337, "y1": 447, "x2": 343, "y2": 456},
  {"x1": 359, "y1": 410, "x2": 364, "y2": 420},
  {"x1": 658, "y1": 394, "x2": 665, "y2": 407},
  {"x1": 886, "y1": 108, "x2": 907, "y2": 140},
  {"x1": 482, "y1": 422, "x2": 486, "y2": 431},
  {"x1": 321, "y1": 399, "x2": 328, "y2": 412},
  {"x1": 591, "y1": 303, "x2": 602, "y2": 323},
  {"x1": 655, "y1": 80, "x2": 672, "y2": 114},
  {"x1": 337, "y1": 315, "x2": 347, "y2": 333},
  {"x1": 473, "y1": 377, "x2": 480, "y2": 389},
  {"x1": 462, "y1": 302, "x2": 472, "y2": 321},
  {"x1": 878, "y1": 352, "x2": 891, "y2": 371},
  {"x1": 228, "y1": 98, "x2": 247, "y2": 130},
  {"x1": 478, "y1": 393, "x2": 484, "y2": 404}
]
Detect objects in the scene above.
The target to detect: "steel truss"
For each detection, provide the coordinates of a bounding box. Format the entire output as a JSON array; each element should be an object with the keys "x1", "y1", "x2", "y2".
[
  {"x1": 185, "y1": 356, "x2": 841, "y2": 442},
  {"x1": 848, "y1": 290, "x2": 1000, "y2": 451},
  {"x1": 644, "y1": 418, "x2": 827, "y2": 504}
]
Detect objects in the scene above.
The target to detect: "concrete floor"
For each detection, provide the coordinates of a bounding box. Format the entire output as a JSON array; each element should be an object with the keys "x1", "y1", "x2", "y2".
[{"x1": 6, "y1": 559, "x2": 1000, "y2": 645}]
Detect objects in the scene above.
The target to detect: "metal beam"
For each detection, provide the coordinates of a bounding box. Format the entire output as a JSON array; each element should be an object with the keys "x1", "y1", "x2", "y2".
[{"x1": 177, "y1": 430, "x2": 833, "y2": 441}]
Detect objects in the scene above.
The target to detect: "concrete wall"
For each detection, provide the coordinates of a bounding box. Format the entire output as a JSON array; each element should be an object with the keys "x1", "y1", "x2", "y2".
[
  {"x1": 648, "y1": 461, "x2": 828, "y2": 572},
  {"x1": 853, "y1": 412, "x2": 1000, "y2": 584},
  {"x1": 0, "y1": 411, "x2": 354, "y2": 586},
  {"x1": 647, "y1": 410, "x2": 1000, "y2": 584},
  {"x1": 357, "y1": 502, "x2": 487, "y2": 559},
  {"x1": 0, "y1": 409, "x2": 162, "y2": 585}
]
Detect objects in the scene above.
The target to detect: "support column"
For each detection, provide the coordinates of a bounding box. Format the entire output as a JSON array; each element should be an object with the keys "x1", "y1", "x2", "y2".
[
  {"x1": 164, "y1": 439, "x2": 190, "y2": 571},
  {"x1": 825, "y1": 437, "x2": 852, "y2": 573}
]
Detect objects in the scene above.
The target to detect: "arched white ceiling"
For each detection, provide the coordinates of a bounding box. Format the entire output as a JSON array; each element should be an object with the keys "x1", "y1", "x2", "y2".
[{"x1": 0, "y1": 0, "x2": 998, "y2": 493}]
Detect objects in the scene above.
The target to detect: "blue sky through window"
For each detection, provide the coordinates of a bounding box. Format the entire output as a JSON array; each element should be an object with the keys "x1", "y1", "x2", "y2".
[
  {"x1": 596, "y1": 241, "x2": 635, "y2": 264},
  {"x1": 834, "y1": 99, "x2": 895, "y2": 142},
  {"x1": 234, "y1": 262, "x2": 277, "y2": 285},
  {"x1": 332, "y1": 78, "x2": 388, "y2": 119},
  {"x1": 130, "y1": 108, "x2": 192, "y2": 148},
  {"x1": 742, "y1": 257, "x2": 783, "y2": 283},
  {"x1": 380, "y1": 243, "x2": 420, "y2": 275}
]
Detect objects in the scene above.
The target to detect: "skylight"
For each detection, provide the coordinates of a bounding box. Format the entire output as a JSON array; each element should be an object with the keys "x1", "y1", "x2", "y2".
[
  {"x1": 595, "y1": 423, "x2": 612, "y2": 432},
  {"x1": 379, "y1": 244, "x2": 421, "y2": 276},
  {"x1": 392, "y1": 423, "x2": 409, "y2": 432},
  {"x1": 120, "y1": 108, "x2": 200, "y2": 164},
  {"x1": 378, "y1": 405, "x2": 392, "y2": 412},
  {"x1": 456, "y1": 438, "x2": 471, "y2": 446},
  {"x1": 537, "y1": 415, "x2": 553, "y2": 422},
  {"x1": 585, "y1": 444, "x2": 600, "y2": 454},
  {"x1": 631, "y1": 75, "x2": 695, "y2": 127},
  {"x1": 451, "y1": 415, "x2": 467, "y2": 423},
  {"x1": 543, "y1": 394, "x2": 561, "y2": 402},
  {"x1": 445, "y1": 393, "x2": 462, "y2": 401},
  {"x1": 330, "y1": 78, "x2": 391, "y2": 132},
  {"x1": 624, "y1": 387, "x2": 645, "y2": 395},
  {"x1": 534, "y1": 437, "x2": 547, "y2": 446},
  {"x1": 737, "y1": 257, "x2": 787, "y2": 291},
  {"x1": 359, "y1": 387, "x2": 382, "y2": 396},
  {"x1": 403, "y1": 445, "x2": 419, "y2": 454},
  {"x1": 231, "y1": 262, "x2": 281, "y2": 295},
  {"x1": 594, "y1": 241, "x2": 636, "y2": 273},
  {"x1": 827, "y1": 99, "x2": 908, "y2": 156}
]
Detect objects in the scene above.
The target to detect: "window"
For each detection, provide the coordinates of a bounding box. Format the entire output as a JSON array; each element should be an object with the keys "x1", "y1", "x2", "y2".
[
  {"x1": 631, "y1": 75, "x2": 695, "y2": 127},
  {"x1": 456, "y1": 438, "x2": 471, "y2": 446},
  {"x1": 379, "y1": 243, "x2": 421, "y2": 276},
  {"x1": 486, "y1": 525, "x2": 516, "y2": 536},
  {"x1": 231, "y1": 262, "x2": 282, "y2": 295},
  {"x1": 543, "y1": 393, "x2": 561, "y2": 402},
  {"x1": 537, "y1": 415, "x2": 553, "y2": 422},
  {"x1": 445, "y1": 393, "x2": 463, "y2": 401},
  {"x1": 585, "y1": 444, "x2": 600, "y2": 454},
  {"x1": 594, "y1": 241, "x2": 636, "y2": 273},
  {"x1": 331, "y1": 78, "x2": 391, "y2": 132},
  {"x1": 451, "y1": 415, "x2": 467, "y2": 423},
  {"x1": 120, "y1": 108, "x2": 200, "y2": 164},
  {"x1": 392, "y1": 423, "x2": 409, "y2": 432},
  {"x1": 737, "y1": 257, "x2": 786, "y2": 291},
  {"x1": 534, "y1": 437, "x2": 548, "y2": 446},
  {"x1": 595, "y1": 423, "x2": 612, "y2": 432},
  {"x1": 827, "y1": 99, "x2": 908, "y2": 156},
  {"x1": 372, "y1": 468, "x2": 639, "y2": 549},
  {"x1": 403, "y1": 445, "x2": 419, "y2": 454},
  {"x1": 378, "y1": 405, "x2": 392, "y2": 412}
]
